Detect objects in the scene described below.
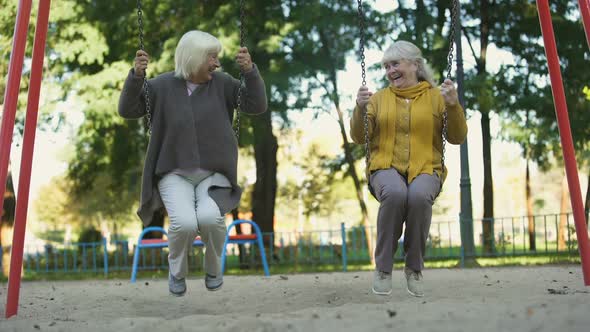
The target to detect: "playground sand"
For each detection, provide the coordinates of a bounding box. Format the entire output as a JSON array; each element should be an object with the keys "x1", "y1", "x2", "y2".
[{"x1": 1, "y1": 265, "x2": 589, "y2": 331}]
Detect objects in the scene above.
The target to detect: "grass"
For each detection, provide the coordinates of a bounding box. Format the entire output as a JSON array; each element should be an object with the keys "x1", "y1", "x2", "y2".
[{"x1": 0, "y1": 252, "x2": 580, "y2": 283}]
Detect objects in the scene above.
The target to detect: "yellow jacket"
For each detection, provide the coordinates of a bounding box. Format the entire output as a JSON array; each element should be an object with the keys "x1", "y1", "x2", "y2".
[{"x1": 350, "y1": 82, "x2": 467, "y2": 184}]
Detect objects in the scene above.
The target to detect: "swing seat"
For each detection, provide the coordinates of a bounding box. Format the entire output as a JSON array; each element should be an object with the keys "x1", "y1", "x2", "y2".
[
  {"x1": 221, "y1": 219, "x2": 270, "y2": 277},
  {"x1": 130, "y1": 220, "x2": 270, "y2": 282}
]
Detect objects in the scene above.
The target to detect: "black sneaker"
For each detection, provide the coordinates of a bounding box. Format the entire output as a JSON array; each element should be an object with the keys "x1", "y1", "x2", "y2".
[
  {"x1": 168, "y1": 272, "x2": 186, "y2": 297},
  {"x1": 205, "y1": 273, "x2": 223, "y2": 291}
]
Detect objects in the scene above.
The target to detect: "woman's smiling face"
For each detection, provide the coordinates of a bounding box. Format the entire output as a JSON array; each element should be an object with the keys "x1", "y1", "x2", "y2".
[
  {"x1": 192, "y1": 52, "x2": 220, "y2": 83},
  {"x1": 384, "y1": 59, "x2": 418, "y2": 89}
]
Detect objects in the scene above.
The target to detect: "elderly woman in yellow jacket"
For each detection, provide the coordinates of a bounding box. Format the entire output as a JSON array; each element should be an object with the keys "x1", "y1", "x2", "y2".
[{"x1": 351, "y1": 40, "x2": 467, "y2": 297}]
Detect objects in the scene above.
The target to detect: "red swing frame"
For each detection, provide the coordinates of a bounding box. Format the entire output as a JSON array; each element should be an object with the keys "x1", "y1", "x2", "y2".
[{"x1": 1, "y1": 0, "x2": 590, "y2": 318}]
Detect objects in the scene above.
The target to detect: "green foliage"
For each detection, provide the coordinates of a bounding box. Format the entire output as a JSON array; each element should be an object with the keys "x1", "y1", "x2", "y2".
[
  {"x1": 55, "y1": 0, "x2": 293, "y2": 229},
  {"x1": 34, "y1": 176, "x2": 78, "y2": 230},
  {"x1": 78, "y1": 227, "x2": 102, "y2": 243},
  {"x1": 278, "y1": 143, "x2": 338, "y2": 218},
  {"x1": 476, "y1": 0, "x2": 590, "y2": 169},
  {"x1": 0, "y1": 0, "x2": 18, "y2": 103},
  {"x1": 36, "y1": 229, "x2": 66, "y2": 243},
  {"x1": 281, "y1": 0, "x2": 389, "y2": 111},
  {"x1": 394, "y1": 0, "x2": 456, "y2": 81}
]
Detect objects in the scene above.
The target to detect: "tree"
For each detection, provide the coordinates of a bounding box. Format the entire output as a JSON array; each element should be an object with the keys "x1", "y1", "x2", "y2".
[
  {"x1": 0, "y1": 0, "x2": 78, "y2": 275},
  {"x1": 34, "y1": 176, "x2": 76, "y2": 238},
  {"x1": 1, "y1": 1, "x2": 29, "y2": 270},
  {"x1": 286, "y1": 142, "x2": 339, "y2": 223},
  {"x1": 279, "y1": 0, "x2": 393, "y2": 263},
  {"x1": 0, "y1": 163, "x2": 15, "y2": 276},
  {"x1": 198, "y1": 0, "x2": 290, "y2": 237},
  {"x1": 462, "y1": 0, "x2": 496, "y2": 253},
  {"x1": 491, "y1": 0, "x2": 590, "y2": 246},
  {"x1": 57, "y1": 1, "x2": 309, "y2": 241}
]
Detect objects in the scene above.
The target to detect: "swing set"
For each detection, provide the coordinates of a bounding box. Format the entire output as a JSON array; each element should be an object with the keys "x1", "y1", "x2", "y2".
[{"x1": 1, "y1": 0, "x2": 590, "y2": 319}]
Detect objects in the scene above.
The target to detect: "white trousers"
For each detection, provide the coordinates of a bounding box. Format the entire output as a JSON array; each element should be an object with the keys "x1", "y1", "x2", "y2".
[{"x1": 158, "y1": 173, "x2": 227, "y2": 278}]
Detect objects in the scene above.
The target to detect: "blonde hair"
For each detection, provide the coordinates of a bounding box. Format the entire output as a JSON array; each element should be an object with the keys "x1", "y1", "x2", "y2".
[
  {"x1": 381, "y1": 40, "x2": 436, "y2": 86},
  {"x1": 174, "y1": 30, "x2": 222, "y2": 80}
]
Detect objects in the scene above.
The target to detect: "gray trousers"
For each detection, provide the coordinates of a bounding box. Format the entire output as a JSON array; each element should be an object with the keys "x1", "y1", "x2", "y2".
[
  {"x1": 370, "y1": 168, "x2": 441, "y2": 273},
  {"x1": 158, "y1": 173, "x2": 227, "y2": 279}
]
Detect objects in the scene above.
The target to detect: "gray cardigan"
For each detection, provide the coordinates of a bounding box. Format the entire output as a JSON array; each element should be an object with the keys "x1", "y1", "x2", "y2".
[{"x1": 118, "y1": 65, "x2": 267, "y2": 226}]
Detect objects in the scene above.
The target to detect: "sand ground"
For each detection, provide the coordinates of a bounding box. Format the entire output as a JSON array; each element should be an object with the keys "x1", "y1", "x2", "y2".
[{"x1": 1, "y1": 265, "x2": 589, "y2": 331}]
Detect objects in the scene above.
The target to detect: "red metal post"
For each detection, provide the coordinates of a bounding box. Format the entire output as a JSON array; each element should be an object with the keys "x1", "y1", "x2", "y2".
[
  {"x1": 0, "y1": 0, "x2": 32, "y2": 227},
  {"x1": 579, "y1": 0, "x2": 590, "y2": 50},
  {"x1": 536, "y1": 0, "x2": 590, "y2": 286},
  {"x1": 5, "y1": 0, "x2": 51, "y2": 318}
]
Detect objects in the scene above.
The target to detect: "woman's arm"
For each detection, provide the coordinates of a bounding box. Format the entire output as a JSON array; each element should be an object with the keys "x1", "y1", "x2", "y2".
[
  {"x1": 438, "y1": 79, "x2": 467, "y2": 144},
  {"x1": 350, "y1": 99, "x2": 376, "y2": 144},
  {"x1": 444, "y1": 103, "x2": 467, "y2": 144},
  {"x1": 118, "y1": 69, "x2": 150, "y2": 119},
  {"x1": 234, "y1": 64, "x2": 268, "y2": 115}
]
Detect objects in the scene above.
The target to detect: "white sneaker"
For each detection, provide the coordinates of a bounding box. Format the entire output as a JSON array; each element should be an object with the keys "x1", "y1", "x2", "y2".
[
  {"x1": 372, "y1": 270, "x2": 393, "y2": 295},
  {"x1": 404, "y1": 267, "x2": 424, "y2": 297}
]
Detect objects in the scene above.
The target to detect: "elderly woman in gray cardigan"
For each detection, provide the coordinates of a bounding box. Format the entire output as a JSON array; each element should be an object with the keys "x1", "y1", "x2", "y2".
[{"x1": 118, "y1": 30, "x2": 267, "y2": 296}]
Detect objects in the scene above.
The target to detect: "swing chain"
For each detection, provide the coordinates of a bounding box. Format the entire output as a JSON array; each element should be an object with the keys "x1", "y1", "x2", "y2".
[
  {"x1": 445, "y1": 0, "x2": 458, "y2": 81},
  {"x1": 441, "y1": 0, "x2": 458, "y2": 173},
  {"x1": 137, "y1": 1, "x2": 144, "y2": 51},
  {"x1": 136, "y1": 0, "x2": 152, "y2": 135},
  {"x1": 356, "y1": 0, "x2": 370, "y2": 171},
  {"x1": 235, "y1": 0, "x2": 246, "y2": 141},
  {"x1": 357, "y1": 1, "x2": 367, "y2": 87}
]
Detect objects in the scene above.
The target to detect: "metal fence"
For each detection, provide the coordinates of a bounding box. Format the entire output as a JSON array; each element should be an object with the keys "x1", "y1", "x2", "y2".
[{"x1": 14, "y1": 212, "x2": 584, "y2": 276}]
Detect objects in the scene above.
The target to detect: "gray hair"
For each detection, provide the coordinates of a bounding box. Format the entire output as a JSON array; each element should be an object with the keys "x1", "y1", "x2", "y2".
[
  {"x1": 381, "y1": 40, "x2": 436, "y2": 86},
  {"x1": 174, "y1": 30, "x2": 222, "y2": 80}
]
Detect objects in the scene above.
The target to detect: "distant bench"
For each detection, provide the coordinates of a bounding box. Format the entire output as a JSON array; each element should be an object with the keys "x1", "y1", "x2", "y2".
[{"x1": 130, "y1": 219, "x2": 270, "y2": 282}]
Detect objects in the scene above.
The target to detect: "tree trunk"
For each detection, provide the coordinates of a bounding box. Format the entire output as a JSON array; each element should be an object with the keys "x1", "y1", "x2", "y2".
[
  {"x1": 557, "y1": 174, "x2": 569, "y2": 251},
  {"x1": 231, "y1": 208, "x2": 248, "y2": 267},
  {"x1": 336, "y1": 104, "x2": 374, "y2": 265},
  {"x1": 318, "y1": 26, "x2": 374, "y2": 264},
  {"x1": 143, "y1": 208, "x2": 165, "y2": 239},
  {"x1": 479, "y1": 0, "x2": 495, "y2": 254},
  {"x1": 251, "y1": 110, "x2": 278, "y2": 243},
  {"x1": 1, "y1": 164, "x2": 16, "y2": 277},
  {"x1": 585, "y1": 171, "x2": 589, "y2": 226},
  {"x1": 526, "y1": 157, "x2": 536, "y2": 251},
  {"x1": 100, "y1": 216, "x2": 110, "y2": 250},
  {"x1": 481, "y1": 111, "x2": 494, "y2": 253},
  {"x1": 1, "y1": 224, "x2": 13, "y2": 277}
]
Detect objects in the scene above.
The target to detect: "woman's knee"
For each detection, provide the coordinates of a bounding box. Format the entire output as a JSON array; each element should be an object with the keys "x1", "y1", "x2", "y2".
[
  {"x1": 407, "y1": 190, "x2": 432, "y2": 209},
  {"x1": 379, "y1": 185, "x2": 406, "y2": 204},
  {"x1": 197, "y1": 210, "x2": 225, "y2": 231}
]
